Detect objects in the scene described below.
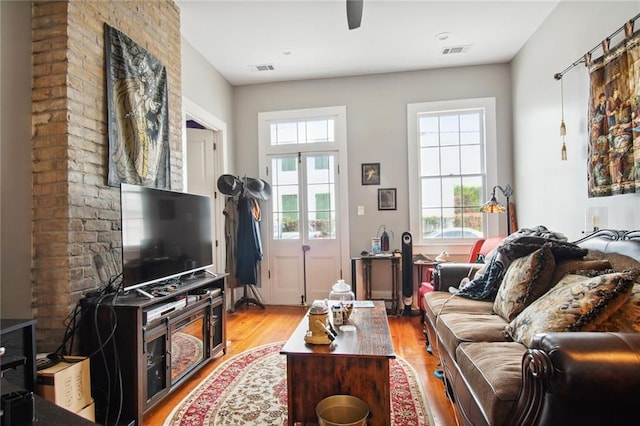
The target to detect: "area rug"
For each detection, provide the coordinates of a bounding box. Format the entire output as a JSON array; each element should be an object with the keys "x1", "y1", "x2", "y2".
[{"x1": 163, "y1": 341, "x2": 433, "y2": 425}]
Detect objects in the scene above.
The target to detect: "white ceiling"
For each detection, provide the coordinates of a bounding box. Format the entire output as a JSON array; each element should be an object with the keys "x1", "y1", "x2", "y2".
[{"x1": 177, "y1": 0, "x2": 559, "y2": 86}]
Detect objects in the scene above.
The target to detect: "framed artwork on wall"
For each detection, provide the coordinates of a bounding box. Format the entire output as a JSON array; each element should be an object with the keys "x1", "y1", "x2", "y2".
[
  {"x1": 378, "y1": 188, "x2": 396, "y2": 210},
  {"x1": 362, "y1": 163, "x2": 380, "y2": 185}
]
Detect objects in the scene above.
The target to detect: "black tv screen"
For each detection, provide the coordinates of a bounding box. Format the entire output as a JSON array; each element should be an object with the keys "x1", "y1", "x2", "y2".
[{"x1": 120, "y1": 183, "x2": 213, "y2": 291}]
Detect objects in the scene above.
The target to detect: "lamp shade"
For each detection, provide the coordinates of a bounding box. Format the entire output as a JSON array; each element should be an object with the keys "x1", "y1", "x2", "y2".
[{"x1": 480, "y1": 196, "x2": 506, "y2": 214}]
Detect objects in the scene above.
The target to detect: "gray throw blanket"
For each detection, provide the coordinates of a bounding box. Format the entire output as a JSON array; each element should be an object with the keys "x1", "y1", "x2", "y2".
[{"x1": 455, "y1": 226, "x2": 587, "y2": 300}]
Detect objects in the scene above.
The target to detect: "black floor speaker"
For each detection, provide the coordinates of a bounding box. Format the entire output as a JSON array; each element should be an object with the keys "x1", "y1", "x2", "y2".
[{"x1": 401, "y1": 231, "x2": 413, "y2": 303}]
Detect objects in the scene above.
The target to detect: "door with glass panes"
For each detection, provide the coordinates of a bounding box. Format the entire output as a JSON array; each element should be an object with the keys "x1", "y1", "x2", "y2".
[
  {"x1": 267, "y1": 152, "x2": 341, "y2": 305},
  {"x1": 258, "y1": 108, "x2": 348, "y2": 306}
]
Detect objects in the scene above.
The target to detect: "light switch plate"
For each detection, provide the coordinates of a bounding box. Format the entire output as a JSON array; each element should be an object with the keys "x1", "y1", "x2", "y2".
[{"x1": 357, "y1": 206, "x2": 364, "y2": 216}]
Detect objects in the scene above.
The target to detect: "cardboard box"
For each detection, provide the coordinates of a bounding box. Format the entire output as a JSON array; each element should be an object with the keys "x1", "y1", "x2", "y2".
[
  {"x1": 36, "y1": 356, "x2": 92, "y2": 413},
  {"x1": 76, "y1": 401, "x2": 95, "y2": 422}
]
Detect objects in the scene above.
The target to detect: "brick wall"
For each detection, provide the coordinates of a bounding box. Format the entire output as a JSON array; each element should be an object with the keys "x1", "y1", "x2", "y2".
[{"x1": 31, "y1": 1, "x2": 183, "y2": 351}]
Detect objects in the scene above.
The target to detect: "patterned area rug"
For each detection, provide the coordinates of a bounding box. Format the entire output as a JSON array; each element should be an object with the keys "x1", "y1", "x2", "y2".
[{"x1": 164, "y1": 342, "x2": 433, "y2": 425}]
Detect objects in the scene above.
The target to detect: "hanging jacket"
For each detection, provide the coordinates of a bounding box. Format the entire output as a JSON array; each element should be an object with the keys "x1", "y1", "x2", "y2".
[
  {"x1": 235, "y1": 195, "x2": 263, "y2": 284},
  {"x1": 223, "y1": 197, "x2": 239, "y2": 288}
]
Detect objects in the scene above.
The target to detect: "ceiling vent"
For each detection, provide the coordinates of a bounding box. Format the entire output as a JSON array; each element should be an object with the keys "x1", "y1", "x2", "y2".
[
  {"x1": 249, "y1": 64, "x2": 275, "y2": 72},
  {"x1": 441, "y1": 45, "x2": 471, "y2": 55}
]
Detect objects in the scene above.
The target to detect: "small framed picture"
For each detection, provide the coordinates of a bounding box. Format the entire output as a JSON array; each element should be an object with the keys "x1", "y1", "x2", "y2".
[
  {"x1": 361, "y1": 163, "x2": 380, "y2": 185},
  {"x1": 378, "y1": 188, "x2": 396, "y2": 210}
]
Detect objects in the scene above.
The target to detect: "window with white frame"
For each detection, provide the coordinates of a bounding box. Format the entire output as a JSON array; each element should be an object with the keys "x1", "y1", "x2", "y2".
[
  {"x1": 259, "y1": 107, "x2": 346, "y2": 241},
  {"x1": 269, "y1": 118, "x2": 335, "y2": 145},
  {"x1": 408, "y1": 98, "x2": 497, "y2": 243}
]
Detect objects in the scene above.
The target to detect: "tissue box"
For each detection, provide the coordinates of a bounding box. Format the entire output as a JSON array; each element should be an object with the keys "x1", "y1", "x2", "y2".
[{"x1": 36, "y1": 356, "x2": 91, "y2": 413}]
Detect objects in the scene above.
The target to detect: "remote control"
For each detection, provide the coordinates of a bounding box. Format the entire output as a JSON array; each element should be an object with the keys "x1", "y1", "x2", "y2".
[{"x1": 135, "y1": 288, "x2": 155, "y2": 299}]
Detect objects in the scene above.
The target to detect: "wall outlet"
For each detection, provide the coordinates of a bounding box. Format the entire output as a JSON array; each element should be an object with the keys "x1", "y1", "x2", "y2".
[{"x1": 357, "y1": 205, "x2": 364, "y2": 216}]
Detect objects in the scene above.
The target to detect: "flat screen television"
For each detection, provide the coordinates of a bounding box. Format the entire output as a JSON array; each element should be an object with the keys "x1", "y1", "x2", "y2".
[{"x1": 120, "y1": 183, "x2": 214, "y2": 292}]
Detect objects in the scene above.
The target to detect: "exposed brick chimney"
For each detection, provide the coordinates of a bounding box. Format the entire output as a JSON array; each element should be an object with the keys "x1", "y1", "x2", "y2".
[{"x1": 31, "y1": 0, "x2": 183, "y2": 352}]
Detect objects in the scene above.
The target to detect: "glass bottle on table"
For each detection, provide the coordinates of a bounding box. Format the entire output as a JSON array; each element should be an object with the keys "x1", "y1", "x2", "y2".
[{"x1": 328, "y1": 279, "x2": 355, "y2": 321}]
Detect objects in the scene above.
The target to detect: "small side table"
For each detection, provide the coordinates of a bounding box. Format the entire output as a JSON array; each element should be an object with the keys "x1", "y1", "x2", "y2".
[
  {"x1": 414, "y1": 260, "x2": 435, "y2": 285},
  {"x1": 358, "y1": 254, "x2": 401, "y2": 315}
]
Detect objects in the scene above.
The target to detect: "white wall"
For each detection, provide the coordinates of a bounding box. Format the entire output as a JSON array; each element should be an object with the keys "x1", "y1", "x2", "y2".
[
  {"x1": 1, "y1": 1, "x2": 33, "y2": 318},
  {"x1": 181, "y1": 38, "x2": 235, "y2": 167},
  {"x1": 512, "y1": 1, "x2": 640, "y2": 241},
  {"x1": 234, "y1": 65, "x2": 514, "y2": 259}
]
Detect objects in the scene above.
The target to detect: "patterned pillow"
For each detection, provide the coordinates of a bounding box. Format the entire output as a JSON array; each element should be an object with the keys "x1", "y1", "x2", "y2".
[
  {"x1": 493, "y1": 245, "x2": 556, "y2": 321},
  {"x1": 585, "y1": 250, "x2": 640, "y2": 281},
  {"x1": 597, "y1": 283, "x2": 640, "y2": 332},
  {"x1": 549, "y1": 259, "x2": 612, "y2": 287},
  {"x1": 505, "y1": 270, "x2": 638, "y2": 347}
]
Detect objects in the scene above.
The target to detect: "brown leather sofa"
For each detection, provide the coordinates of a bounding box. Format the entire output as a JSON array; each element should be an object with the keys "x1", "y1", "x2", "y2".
[{"x1": 424, "y1": 229, "x2": 640, "y2": 426}]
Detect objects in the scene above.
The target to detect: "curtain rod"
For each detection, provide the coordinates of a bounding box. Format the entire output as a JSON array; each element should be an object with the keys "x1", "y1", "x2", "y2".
[{"x1": 554, "y1": 12, "x2": 640, "y2": 80}]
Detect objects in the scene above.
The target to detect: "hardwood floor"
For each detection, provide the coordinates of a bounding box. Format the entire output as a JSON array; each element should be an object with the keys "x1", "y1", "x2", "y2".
[{"x1": 144, "y1": 305, "x2": 457, "y2": 426}]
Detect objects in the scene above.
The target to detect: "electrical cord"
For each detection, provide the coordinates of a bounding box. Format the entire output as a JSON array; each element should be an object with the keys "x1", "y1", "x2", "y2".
[
  {"x1": 36, "y1": 272, "x2": 124, "y2": 424},
  {"x1": 94, "y1": 293, "x2": 114, "y2": 425},
  {"x1": 92, "y1": 286, "x2": 125, "y2": 426},
  {"x1": 37, "y1": 273, "x2": 124, "y2": 369}
]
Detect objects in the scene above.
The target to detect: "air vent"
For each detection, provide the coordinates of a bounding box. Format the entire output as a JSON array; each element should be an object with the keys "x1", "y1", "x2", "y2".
[
  {"x1": 441, "y1": 45, "x2": 471, "y2": 55},
  {"x1": 249, "y1": 64, "x2": 275, "y2": 72}
]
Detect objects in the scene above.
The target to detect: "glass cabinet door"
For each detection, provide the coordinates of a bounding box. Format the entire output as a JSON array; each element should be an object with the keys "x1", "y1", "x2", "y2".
[
  {"x1": 170, "y1": 313, "x2": 205, "y2": 384},
  {"x1": 144, "y1": 326, "x2": 168, "y2": 403}
]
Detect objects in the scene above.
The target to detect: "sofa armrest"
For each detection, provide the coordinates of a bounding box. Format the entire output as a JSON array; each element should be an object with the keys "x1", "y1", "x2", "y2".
[
  {"x1": 513, "y1": 332, "x2": 640, "y2": 425},
  {"x1": 432, "y1": 262, "x2": 482, "y2": 291}
]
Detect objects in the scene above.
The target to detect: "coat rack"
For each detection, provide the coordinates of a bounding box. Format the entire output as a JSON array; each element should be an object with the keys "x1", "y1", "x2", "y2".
[{"x1": 217, "y1": 174, "x2": 271, "y2": 311}]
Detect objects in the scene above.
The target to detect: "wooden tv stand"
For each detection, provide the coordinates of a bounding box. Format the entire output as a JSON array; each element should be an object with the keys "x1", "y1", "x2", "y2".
[{"x1": 80, "y1": 273, "x2": 226, "y2": 425}]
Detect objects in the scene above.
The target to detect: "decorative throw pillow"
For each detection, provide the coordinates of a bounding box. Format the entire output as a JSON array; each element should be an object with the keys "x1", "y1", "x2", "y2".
[
  {"x1": 505, "y1": 270, "x2": 638, "y2": 347},
  {"x1": 549, "y1": 259, "x2": 612, "y2": 287},
  {"x1": 597, "y1": 283, "x2": 640, "y2": 332},
  {"x1": 493, "y1": 245, "x2": 556, "y2": 321},
  {"x1": 585, "y1": 250, "x2": 640, "y2": 282}
]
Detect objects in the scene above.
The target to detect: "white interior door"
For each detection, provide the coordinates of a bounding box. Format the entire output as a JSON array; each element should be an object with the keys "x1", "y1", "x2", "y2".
[
  {"x1": 267, "y1": 152, "x2": 342, "y2": 305},
  {"x1": 185, "y1": 127, "x2": 220, "y2": 270}
]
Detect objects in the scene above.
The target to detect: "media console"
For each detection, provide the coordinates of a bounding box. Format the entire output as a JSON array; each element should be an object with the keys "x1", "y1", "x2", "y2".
[{"x1": 80, "y1": 273, "x2": 226, "y2": 425}]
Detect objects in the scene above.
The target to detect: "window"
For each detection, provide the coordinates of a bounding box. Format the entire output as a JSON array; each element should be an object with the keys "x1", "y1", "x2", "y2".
[
  {"x1": 315, "y1": 193, "x2": 330, "y2": 221},
  {"x1": 260, "y1": 107, "x2": 345, "y2": 242},
  {"x1": 269, "y1": 118, "x2": 335, "y2": 146},
  {"x1": 281, "y1": 194, "x2": 299, "y2": 237},
  {"x1": 408, "y1": 98, "x2": 497, "y2": 243},
  {"x1": 314, "y1": 156, "x2": 329, "y2": 170},
  {"x1": 281, "y1": 158, "x2": 296, "y2": 172},
  {"x1": 271, "y1": 155, "x2": 300, "y2": 239}
]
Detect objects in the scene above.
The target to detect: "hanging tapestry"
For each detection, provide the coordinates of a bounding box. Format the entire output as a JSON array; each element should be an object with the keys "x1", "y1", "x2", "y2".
[
  {"x1": 587, "y1": 22, "x2": 640, "y2": 197},
  {"x1": 105, "y1": 24, "x2": 170, "y2": 189}
]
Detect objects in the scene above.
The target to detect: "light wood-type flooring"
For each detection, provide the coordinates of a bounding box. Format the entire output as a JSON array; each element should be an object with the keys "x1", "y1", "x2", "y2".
[{"x1": 144, "y1": 305, "x2": 457, "y2": 426}]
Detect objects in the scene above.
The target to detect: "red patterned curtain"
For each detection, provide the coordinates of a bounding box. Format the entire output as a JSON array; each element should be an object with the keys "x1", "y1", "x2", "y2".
[{"x1": 587, "y1": 23, "x2": 640, "y2": 197}]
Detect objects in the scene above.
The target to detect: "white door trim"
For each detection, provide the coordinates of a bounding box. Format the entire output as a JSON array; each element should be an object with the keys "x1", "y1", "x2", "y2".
[{"x1": 182, "y1": 97, "x2": 228, "y2": 279}]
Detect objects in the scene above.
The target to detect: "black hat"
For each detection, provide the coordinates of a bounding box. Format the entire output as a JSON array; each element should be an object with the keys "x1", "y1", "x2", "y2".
[
  {"x1": 245, "y1": 177, "x2": 272, "y2": 201},
  {"x1": 217, "y1": 174, "x2": 242, "y2": 196}
]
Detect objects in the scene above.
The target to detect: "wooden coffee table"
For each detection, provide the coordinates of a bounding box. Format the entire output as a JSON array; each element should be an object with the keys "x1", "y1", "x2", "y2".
[{"x1": 280, "y1": 301, "x2": 395, "y2": 426}]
